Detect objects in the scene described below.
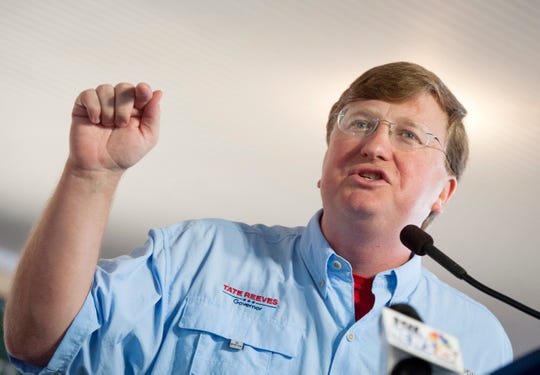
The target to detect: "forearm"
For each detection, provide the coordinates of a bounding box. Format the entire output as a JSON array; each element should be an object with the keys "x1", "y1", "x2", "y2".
[
  {"x1": 4, "y1": 162, "x2": 123, "y2": 365},
  {"x1": 5, "y1": 82, "x2": 161, "y2": 366}
]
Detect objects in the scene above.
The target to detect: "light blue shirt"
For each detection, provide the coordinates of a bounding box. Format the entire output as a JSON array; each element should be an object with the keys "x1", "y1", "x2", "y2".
[{"x1": 11, "y1": 211, "x2": 512, "y2": 374}]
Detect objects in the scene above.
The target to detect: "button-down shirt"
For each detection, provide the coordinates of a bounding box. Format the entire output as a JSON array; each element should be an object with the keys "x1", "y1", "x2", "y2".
[{"x1": 11, "y1": 211, "x2": 512, "y2": 374}]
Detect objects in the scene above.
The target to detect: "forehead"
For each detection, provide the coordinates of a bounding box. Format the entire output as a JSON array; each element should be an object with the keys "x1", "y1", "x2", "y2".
[{"x1": 343, "y1": 94, "x2": 449, "y2": 133}]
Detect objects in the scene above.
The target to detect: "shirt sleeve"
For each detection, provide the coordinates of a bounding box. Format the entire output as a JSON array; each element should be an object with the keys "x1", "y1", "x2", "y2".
[{"x1": 10, "y1": 227, "x2": 170, "y2": 374}]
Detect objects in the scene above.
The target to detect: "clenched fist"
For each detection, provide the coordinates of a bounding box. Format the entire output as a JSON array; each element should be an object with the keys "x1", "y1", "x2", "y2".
[{"x1": 69, "y1": 82, "x2": 162, "y2": 175}]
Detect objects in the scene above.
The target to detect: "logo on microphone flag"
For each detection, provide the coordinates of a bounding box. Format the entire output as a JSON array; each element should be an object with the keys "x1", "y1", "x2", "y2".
[{"x1": 382, "y1": 307, "x2": 465, "y2": 373}]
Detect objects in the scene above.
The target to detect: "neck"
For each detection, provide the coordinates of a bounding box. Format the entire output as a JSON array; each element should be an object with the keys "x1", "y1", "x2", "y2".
[{"x1": 320, "y1": 210, "x2": 412, "y2": 277}]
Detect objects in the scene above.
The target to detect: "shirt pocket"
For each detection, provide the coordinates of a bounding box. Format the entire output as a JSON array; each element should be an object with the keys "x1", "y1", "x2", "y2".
[{"x1": 177, "y1": 297, "x2": 303, "y2": 375}]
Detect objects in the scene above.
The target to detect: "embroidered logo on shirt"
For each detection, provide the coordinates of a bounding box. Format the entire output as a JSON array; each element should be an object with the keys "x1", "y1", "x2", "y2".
[{"x1": 223, "y1": 284, "x2": 279, "y2": 311}]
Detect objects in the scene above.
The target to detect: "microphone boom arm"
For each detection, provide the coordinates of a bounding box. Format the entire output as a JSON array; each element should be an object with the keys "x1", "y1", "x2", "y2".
[{"x1": 401, "y1": 225, "x2": 540, "y2": 320}]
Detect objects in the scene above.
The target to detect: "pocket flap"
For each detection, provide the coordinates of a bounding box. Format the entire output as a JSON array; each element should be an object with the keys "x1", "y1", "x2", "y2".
[{"x1": 178, "y1": 297, "x2": 303, "y2": 358}]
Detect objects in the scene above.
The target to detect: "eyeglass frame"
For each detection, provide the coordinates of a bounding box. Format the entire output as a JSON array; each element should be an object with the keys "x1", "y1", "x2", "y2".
[{"x1": 335, "y1": 107, "x2": 454, "y2": 174}]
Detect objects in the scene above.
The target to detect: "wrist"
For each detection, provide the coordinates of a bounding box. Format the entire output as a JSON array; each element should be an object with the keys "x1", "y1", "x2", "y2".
[{"x1": 63, "y1": 160, "x2": 124, "y2": 193}]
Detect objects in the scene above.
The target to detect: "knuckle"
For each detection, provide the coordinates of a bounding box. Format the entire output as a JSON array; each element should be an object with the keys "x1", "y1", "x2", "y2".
[
  {"x1": 78, "y1": 88, "x2": 95, "y2": 102},
  {"x1": 136, "y1": 82, "x2": 151, "y2": 92},
  {"x1": 115, "y1": 82, "x2": 134, "y2": 92},
  {"x1": 95, "y1": 84, "x2": 114, "y2": 95},
  {"x1": 81, "y1": 88, "x2": 94, "y2": 96}
]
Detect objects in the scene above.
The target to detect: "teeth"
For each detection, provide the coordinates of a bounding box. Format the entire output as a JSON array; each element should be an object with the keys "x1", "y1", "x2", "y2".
[{"x1": 360, "y1": 172, "x2": 381, "y2": 181}]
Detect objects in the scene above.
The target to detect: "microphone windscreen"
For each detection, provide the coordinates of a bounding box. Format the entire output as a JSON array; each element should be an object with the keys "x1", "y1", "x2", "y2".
[
  {"x1": 389, "y1": 303, "x2": 423, "y2": 322},
  {"x1": 400, "y1": 225, "x2": 434, "y2": 256},
  {"x1": 391, "y1": 357, "x2": 432, "y2": 375}
]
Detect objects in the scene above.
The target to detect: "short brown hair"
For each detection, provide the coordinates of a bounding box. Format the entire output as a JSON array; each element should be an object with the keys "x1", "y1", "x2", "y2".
[{"x1": 326, "y1": 62, "x2": 469, "y2": 227}]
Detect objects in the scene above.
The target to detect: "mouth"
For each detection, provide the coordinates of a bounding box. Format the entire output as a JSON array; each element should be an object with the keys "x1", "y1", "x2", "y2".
[
  {"x1": 350, "y1": 167, "x2": 389, "y2": 183},
  {"x1": 358, "y1": 172, "x2": 383, "y2": 181}
]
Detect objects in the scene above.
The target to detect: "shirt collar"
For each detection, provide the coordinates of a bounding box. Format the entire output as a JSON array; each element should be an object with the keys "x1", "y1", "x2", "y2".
[
  {"x1": 299, "y1": 210, "x2": 338, "y2": 297},
  {"x1": 299, "y1": 210, "x2": 423, "y2": 301},
  {"x1": 373, "y1": 253, "x2": 422, "y2": 305}
]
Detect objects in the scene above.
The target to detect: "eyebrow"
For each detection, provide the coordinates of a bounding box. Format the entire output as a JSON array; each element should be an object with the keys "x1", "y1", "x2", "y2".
[
  {"x1": 346, "y1": 107, "x2": 427, "y2": 130},
  {"x1": 346, "y1": 108, "x2": 377, "y2": 118}
]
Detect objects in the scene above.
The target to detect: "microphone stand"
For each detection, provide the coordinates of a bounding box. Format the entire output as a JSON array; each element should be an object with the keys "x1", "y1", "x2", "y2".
[
  {"x1": 401, "y1": 225, "x2": 540, "y2": 320},
  {"x1": 461, "y1": 273, "x2": 540, "y2": 320}
]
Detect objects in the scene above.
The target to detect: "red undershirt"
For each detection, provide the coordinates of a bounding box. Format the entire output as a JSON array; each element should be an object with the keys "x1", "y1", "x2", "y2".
[{"x1": 353, "y1": 273, "x2": 375, "y2": 321}]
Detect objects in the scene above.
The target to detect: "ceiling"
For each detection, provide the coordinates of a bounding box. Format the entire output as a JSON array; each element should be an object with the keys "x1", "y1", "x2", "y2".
[{"x1": 1, "y1": 0, "x2": 538, "y2": 359}]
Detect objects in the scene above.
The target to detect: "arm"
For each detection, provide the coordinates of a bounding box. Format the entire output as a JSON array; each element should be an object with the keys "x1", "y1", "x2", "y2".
[{"x1": 3, "y1": 82, "x2": 162, "y2": 366}]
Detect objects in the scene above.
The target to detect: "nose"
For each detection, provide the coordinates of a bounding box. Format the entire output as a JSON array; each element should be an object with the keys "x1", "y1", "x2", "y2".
[{"x1": 359, "y1": 121, "x2": 393, "y2": 160}]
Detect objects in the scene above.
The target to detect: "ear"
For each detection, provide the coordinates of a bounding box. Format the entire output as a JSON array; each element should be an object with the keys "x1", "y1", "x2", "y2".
[
  {"x1": 431, "y1": 176, "x2": 457, "y2": 213},
  {"x1": 317, "y1": 179, "x2": 321, "y2": 188}
]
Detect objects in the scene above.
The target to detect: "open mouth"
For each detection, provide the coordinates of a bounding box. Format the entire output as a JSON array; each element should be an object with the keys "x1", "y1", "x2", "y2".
[{"x1": 359, "y1": 172, "x2": 382, "y2": 181}]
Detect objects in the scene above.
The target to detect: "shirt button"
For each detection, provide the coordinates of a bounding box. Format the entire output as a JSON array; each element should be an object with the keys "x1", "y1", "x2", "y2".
[
  {"x1": 319, "y1": 280, "x2": 325, "y2": 288},
  {"x1": 332, "y1": 260, "x2": 342, "y2": 270},
  {"x1": 346, "y1": 332, "x2": 355, "y2": 342}
]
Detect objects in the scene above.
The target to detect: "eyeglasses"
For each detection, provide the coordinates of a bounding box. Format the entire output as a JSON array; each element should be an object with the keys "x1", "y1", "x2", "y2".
[{"x1": 337, "y1": 107, "x2": 447, "y2": 154}]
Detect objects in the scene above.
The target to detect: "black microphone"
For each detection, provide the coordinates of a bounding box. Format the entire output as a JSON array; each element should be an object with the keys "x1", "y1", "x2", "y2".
[
  {"x1": 388, "y1": 304, "x2": 432, "y2": 375},
  {"x1": 400, "y1": 225, "x2": 540, "y2": 320},
  {"x1": 390, "y1": 303, "x2": 423, "y2": 321}
]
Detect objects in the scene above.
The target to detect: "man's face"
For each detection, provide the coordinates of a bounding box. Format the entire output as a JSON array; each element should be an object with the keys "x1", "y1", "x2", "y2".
[{"x1": 319, "y1": 93, "x2": 456, "y2": 230}]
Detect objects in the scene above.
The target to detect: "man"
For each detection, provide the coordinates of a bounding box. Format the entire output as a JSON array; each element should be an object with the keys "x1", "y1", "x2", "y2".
[{"x1": 5, "y1": 62, "x2": 512, "y2": 374}]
